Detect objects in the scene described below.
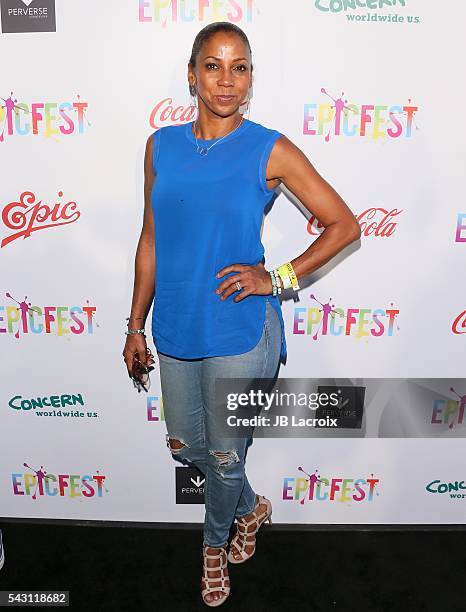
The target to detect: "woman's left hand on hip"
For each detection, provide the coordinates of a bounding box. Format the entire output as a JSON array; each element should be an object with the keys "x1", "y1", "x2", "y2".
[{"x1": 215, "y1": 262, "x2": 272, "y2": 302}]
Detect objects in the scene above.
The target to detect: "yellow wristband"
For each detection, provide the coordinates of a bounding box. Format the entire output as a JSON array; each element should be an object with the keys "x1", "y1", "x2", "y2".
[
  {"x1": 277, "y1": 262, "x2": 300, "y2": 291},
  {"x1": 276, "y1": 264, "x2": 292, "y2": 289}
]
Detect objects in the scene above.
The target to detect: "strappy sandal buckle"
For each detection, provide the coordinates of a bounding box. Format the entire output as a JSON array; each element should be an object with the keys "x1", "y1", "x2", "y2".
[
  {"x1": 228, "y1": 494, "x2": 272, "y2": 564},
  {"x1": 202, "y1": 545, "x2": 230, "y2": 607}
]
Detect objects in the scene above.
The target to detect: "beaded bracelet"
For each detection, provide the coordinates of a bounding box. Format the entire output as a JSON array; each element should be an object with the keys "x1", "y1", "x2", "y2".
[
  {"x1": 273, "y1": 268, "x2": 283, "y2": 293},
  {"x1": 269, "y1": 270, "x2": 278, "y2": 296},
  {"x1": 268, "y1": 269, "x2": 285, "y2": 296}
]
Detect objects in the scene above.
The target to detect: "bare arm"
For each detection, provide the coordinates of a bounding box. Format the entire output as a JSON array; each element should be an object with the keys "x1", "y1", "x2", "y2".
[
  {"x1": 128, "y1": 134, "x2": 156, "y2": 326},
  {"x1": 215, "y1": 135, "x2": 361, "y2": 301},
  {"x1": 122, "y1": 134, "x2": 156, "y2": 374},
  {"x1": 266, "y1": 135, "x2": 361, "y2": 280}
]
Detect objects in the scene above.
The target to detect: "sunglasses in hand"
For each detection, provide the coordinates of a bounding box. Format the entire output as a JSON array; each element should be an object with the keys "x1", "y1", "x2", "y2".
[{"x1": 131, "y1": 348, "x2": 155, "y2": 393}]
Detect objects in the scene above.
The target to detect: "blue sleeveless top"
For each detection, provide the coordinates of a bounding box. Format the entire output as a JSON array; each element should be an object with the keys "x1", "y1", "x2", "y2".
[{"x1": 150, "y1": 118, "x2": 287, "y2": 361}]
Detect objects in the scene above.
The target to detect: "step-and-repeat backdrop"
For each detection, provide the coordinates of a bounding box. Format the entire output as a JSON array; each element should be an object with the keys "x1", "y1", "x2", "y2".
[{"x1": 1, "y1": 1, "x2": 465, "y2": 524}]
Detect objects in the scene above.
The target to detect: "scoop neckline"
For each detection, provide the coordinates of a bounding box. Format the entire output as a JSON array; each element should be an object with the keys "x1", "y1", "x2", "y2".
[{"x1": 185, "y1": 117, "x2": 251, "y2": 146}]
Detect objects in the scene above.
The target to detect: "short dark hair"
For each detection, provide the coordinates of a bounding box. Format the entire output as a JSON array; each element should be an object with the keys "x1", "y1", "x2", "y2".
[{"x1": 189, "y1": 22, "x2": 253, "y2": 71}]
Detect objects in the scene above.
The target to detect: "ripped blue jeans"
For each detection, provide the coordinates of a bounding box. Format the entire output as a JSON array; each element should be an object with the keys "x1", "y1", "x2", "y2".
[{"x1": 156, "y1": 300, "x2": 282, "y2": 548}]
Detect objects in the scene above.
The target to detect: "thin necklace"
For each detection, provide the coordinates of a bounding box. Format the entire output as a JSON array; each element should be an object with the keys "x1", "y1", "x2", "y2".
[{"x1": 193, "y1": 116, "x2": 244, "y2": 156}]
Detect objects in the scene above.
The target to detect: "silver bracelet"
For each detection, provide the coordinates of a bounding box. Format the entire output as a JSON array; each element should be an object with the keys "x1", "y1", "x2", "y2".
[{"x1": 125, "y1": 328, "x2": 145, "y2": 335}]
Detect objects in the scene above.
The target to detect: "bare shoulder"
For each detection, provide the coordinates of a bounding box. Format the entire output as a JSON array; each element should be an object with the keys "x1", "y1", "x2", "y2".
[
  {"x1": 267, "y1": 133, "x2": 312, "y2": 183},
  {"x1": 270, "y1": 134, "x2": 309, "y2": 167},
  {"x1": 144, "y1": 132, "x2": 156, "y2": 179},
  {"x1": 145, "y1": 132, "x2": 154, "y2": 157}
]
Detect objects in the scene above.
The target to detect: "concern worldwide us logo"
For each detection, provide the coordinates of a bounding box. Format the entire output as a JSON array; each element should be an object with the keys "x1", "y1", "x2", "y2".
[
  {"x1": 426, "y1": 479, "x2": 466, "y2": 500},
  {"x1": 314, "y1": 0, "x2": 420, "y2": 24},
  {"x1": 9, "y1": 392, "x2": 98, "y2": 419}
]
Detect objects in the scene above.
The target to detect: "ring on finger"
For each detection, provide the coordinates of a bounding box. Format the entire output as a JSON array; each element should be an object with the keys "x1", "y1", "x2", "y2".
[{"x1": 235, "y1": 281, "x2": 242, "y2": 291}]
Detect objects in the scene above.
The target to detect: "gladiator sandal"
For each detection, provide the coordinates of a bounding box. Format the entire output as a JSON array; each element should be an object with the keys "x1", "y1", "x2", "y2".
[
  {"x1": 227, "y1": 494, "x2": 272, "y2": 564},
  {"x1": 201, "y1": 545, "x2": 230, "y2": 607}
]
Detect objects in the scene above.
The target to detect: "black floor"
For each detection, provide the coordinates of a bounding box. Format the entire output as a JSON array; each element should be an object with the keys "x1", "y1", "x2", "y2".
[{"x1": 0, "y1": 522, "x2": 464, "y2": 611}]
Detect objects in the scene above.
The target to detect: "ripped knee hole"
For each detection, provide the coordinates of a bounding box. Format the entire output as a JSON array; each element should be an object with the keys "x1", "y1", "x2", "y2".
[
  {"x1": 208, "y1": 449, "x2": 240, "y2": 467},
  {"x1": 166, "y1": 437, "x2": 188, "y2": 453}
]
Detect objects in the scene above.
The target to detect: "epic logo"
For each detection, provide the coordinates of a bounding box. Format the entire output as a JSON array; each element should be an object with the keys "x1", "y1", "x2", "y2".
[{"x1": 1, "y1": 191, "x2": 80, "y2": 248}]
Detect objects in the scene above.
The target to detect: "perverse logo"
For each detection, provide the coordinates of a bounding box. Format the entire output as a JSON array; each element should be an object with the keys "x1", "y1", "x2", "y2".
[{"x1": 0, "y1": 0, "x2": 56, "y2": 33}]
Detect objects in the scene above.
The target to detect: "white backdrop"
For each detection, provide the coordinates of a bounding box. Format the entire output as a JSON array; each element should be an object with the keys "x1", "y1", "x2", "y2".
[{"x1": 1, "y1": 0, "x2": 466, "y2": 524}]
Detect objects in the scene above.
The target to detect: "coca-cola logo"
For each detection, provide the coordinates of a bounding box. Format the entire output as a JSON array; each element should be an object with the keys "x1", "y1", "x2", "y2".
[
  {"x1": 452, "y1": 311, "x2": 466, "y2": 335},
  {"x1": 1, "y1": 191, "x2": 80, "y2": 248},
  {"x1": 307, "y1": 207, "x2": 402, "y2": 237},
  {"x1": 149, "y1": 98, "x2": 196, "y2": 130}
]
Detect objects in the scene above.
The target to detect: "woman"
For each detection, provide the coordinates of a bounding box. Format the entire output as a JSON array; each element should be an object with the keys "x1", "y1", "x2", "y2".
[{"x1": 123, "y1": 22, "x2": 360, "y2": 607}]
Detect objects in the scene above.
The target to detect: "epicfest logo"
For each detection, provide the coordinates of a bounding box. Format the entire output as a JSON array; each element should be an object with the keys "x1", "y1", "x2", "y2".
[
  {"x1": 0, "y1": 292, "x2": 98, "y2": 338},
  {"x1": 293, "y1": 294, "x2": 400, "y2": 341},
  {"x1": 139, "y1": 0, "x2": 254, "y2": 25},
  {"x1": 303, "y1": 88, "x2": 418, "y2": 142},
  {"x1": 431, "y1": 387, "x2": 466, "y2": 431},
  {"x1": 455, "y1": 214, "x2": 466, "y2": 243},
  {"x1": 1, "y1": 190, "x2": 80, "y2": 248},
  {"x1": 12, "y1": 463, "x2": 108, "y2": 500},
  {"x1": 147, "y1": 394, "x2": 165, "y2": 421},
  {"x1": 0, "y1": 92, "x2": 90, "y2": 141},
  {"x1": 9, "y1": 393, "x2": 98, "y2": 419},
  {"x1": 426, "y1": 479, "x2": 466, "y2": 500},
  {"x1": 314, "y1": 0, "x2": 420, "y2": 25},
  {"x1": 283, "y1": 466, "x2": 380, "y2": 503},
  {"x1": 308, "y1": 207, "x2": 403, "y2": 239}
]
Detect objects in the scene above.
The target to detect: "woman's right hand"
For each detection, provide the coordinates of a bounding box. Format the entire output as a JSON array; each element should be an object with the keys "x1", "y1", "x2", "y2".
[{"x1": 122, "y1": 333, "x2": 155, "y2": 380}]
